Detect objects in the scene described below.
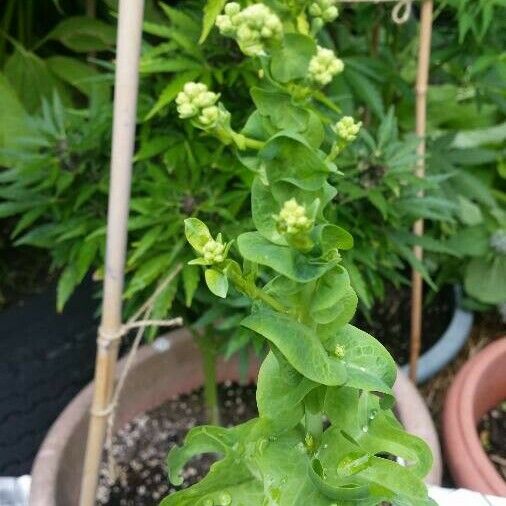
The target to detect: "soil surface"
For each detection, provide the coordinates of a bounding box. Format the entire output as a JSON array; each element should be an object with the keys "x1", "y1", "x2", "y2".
[
  {"x1": 97, "y1": 382, "x2": 258, "y2": 505},
  {"x1": 356, "y1": 284, "x2": 454, "y2": 365},
  {"x1": 478, "y1": 400, "x2": 506, "y2": 481}
]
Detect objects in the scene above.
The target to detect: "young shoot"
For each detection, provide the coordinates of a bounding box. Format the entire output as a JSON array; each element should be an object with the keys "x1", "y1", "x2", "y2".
[{"x1": 161, "y1": 2, "x2": 436, "y2": 505}]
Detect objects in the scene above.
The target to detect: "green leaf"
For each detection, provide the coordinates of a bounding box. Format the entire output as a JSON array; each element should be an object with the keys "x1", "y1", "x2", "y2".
[
  {"x1": 322, "y1": 325, "x2": 396, "y2": 393},
  {"x1": 184, "y1": 218, "x2": 212, "y2": 255},
  {"x1": 57, "y1": 267, "x2": 77, "y2": 312},
  {"x1": 445, "y1": 226, "x2": 489, "y2": 257},
  {"x1": 465, "y1": 256, "x2": 506, "y2": 304},
  {"x1": 46, "y1": 56, "x2": 105, "y2": 97},
  {"x1": 205, "y1": 268, "x2": 228, "y2": 298},
  {"x1": 200, "y1": 0, "x2": 226, "y2": 43},
  {"x1": 317, "y1": 224, "x2": 354, "y2": 252},
  {"x1": 312, "y1": 287, "x2": 357, "y2": 327},
  {"x1": 270, "y1": 33, "x2": 316, "y2": 83},
  {"x1": 324, "y1": 389, "x2": 433, "y2": 479},
  {"x1": 250, "y1": 88, "x2": 310, "y2": 133},
  {"x1": 48, "y1": 17, "x2": 116, "y2": 52},
  {"x1": 310, "y1": 266, "x2": 351, "y2": 313},
  {"x1": 4, "y1": 49, "x2": 56, "y2": 112},
  {"x1": 164, "y1": 421, "x2": 331, "y2": 505},
  {"x1": 344, "y1": 66, "x2": 384, "y2": 118},
  {"x1": 76, "y1": 239, "x2": 99, "y2": 281},
  {"x1": 256, "y1": 351, "x2": 318, "y2": 432},
  {"x1": 182, "y1": 264, "x2": 200, "y2": 307},
  {"x1": 0, "y1": 200, "x2": 43, "y2": 218},
  {"x1": 316, "y1": 424, "x2": 435, "y2": 504},
  {"x1": 343, "y1": 260, "x2": 372, "y2": 308},
  {"x1": 259, "y1": 134, "x2": 329, "y2": 191},
  {"x1": 241, "y1": 309, "x2": 347, "y2": 386},
  {"x1": 0, "y1": 72, "x2": 30, "y2": 156},
  {"x1": 238, "y1": 232, "x2": 334, "y2": 282},
  {"x1": 457, "y1": 196, "x2": 483, "y2": 225},
  {"x1": 15, "y1": 224, "x2": 58, "y2": 247},
  {"x1": 139, "y1": 57, "x2": 201, "y2": 74}
]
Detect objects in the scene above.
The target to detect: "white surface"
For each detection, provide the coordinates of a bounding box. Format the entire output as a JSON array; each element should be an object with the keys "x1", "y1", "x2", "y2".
[
  {"x1": 1, "y1": 477, "x2": 505, "y2": 505},
  {"x1": 430, "y1": 486, "x2": 506, "y2": 505},
  {"x1": 0, "y1": 476, "x2": 30, "y2": 506}
]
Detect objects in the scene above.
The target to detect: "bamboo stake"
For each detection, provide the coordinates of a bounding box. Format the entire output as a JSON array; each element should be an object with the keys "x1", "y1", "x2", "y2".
[
  {"x1": 409, "y1": 0, "x2": 433, "y2": 382},
  {"x1": 79, "y1": 1, "x2": 145, "y2": 505}
]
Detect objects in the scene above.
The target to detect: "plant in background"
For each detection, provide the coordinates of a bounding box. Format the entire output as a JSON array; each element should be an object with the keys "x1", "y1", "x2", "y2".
[
  {"x1": 428, "y1": 129, "x2": 506, "y2": 310},
  {"x1": 161, "y1": 2, "x2": 434, "y2": 504},
  {"x1": 328, "y1": 110, "x2": 456, "y2": 309}
]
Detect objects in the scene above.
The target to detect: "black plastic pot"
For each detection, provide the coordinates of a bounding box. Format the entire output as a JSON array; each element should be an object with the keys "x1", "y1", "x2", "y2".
[{"x1": 0, "y1": 279, "x2": 98, "y2": 475}]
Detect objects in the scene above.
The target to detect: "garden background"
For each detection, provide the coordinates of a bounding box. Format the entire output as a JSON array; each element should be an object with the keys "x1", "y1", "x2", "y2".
[{"x1": 0, "y1": 0, "x2": 504, "y2": 483}]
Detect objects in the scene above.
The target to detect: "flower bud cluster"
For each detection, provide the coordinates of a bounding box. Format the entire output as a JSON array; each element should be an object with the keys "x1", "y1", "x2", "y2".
[
  {"x1": 275, "y1": 199, "x2": 313, "y2": 235},
  {"x1": 216, "y1": 2, "x2": 283, "y2": 56},
  {"x1": 308, "y1": 46, "x2": 344, "y2": 86},
  {"x1": 202, "y1": 237, "x2": 226, "y2": 263},
  {"x1": 490, "y1": 230, "x2": 506, "y2": 254},
  {"x1": 309, "y1": 0, "x2": 339, "y2": 23},
  {"x1": 176, "y1": 82, "x2": 222, "y2": 127},
  {"x1": 334, "y1": 116, "x2": 362, "y2": 142}
]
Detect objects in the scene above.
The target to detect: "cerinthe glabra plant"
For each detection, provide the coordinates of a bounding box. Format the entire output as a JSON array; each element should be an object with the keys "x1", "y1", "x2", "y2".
[{"x1": 162, "y1": 2, "x2": 435, "y2": 504}]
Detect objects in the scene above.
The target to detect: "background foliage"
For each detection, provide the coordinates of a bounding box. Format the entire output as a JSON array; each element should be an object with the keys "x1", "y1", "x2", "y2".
[{"x1": 0, "y1": 0, "x2": 504, "y2": 329}]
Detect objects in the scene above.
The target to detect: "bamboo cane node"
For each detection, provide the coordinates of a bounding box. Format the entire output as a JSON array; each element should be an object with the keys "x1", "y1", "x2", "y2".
[
  {"x1": 97, "y1": 326, "x2": 124, "y2": 349},
  {"x1": 90, "y1": 402, "x2": 116, "y2": 418}
]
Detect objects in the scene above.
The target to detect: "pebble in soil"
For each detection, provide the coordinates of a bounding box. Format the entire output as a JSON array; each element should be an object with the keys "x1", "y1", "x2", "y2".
[
  {"x1": 478, "y1": 399, "x2": 506, "y2": 480},
  {"x1": 96, "y1": 381, "x2": 257, "y2": 506}
]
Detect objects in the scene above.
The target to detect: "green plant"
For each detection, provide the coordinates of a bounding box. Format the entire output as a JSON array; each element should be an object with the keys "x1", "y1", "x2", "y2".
[
  {"x1": 162, "y1": 2, "x2": 434, "y2": 504},
  {"x1": 0, "y1": 90, "x2": 111, "y2": 309}
]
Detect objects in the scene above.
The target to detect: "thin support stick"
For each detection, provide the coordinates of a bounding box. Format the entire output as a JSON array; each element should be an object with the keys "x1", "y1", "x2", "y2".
[
  {"x1": 79, "y1": 1, "x2": 145, "y2": 505},
  {"x1": 409, "y1": 0, "x2": 433, "y2": 382}
]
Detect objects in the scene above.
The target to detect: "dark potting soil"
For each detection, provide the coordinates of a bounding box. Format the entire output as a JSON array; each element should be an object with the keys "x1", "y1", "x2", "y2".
[
  {"x1": 478, "y1": 400, "x2": 506, "y2": 481},
  {"x1": 355, "y1": 284, "x2": 454, "y2": 366},
  {"x1": 97, "y1": 382, "x2": 258, "y2": 505}
]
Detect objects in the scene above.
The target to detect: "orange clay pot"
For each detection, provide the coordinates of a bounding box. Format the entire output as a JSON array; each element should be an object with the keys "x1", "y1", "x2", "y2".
[{"x1": 443, "y1": 337, "x2": 506, "y2": 496}]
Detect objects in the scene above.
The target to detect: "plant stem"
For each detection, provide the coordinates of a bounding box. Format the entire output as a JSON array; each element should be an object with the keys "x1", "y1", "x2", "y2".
[
  {"x1": 305, "y1": 408, "x2": 323, "y2": 449},
  {"x1": 243, "y1": 136, "x2": 265, "y2": 150},
  {"x1": 226, "y1": 269, "x2": 287, "y2": 313},
  {"x1": 197, "y1": 334, "x2": 221, "y2": 426}
]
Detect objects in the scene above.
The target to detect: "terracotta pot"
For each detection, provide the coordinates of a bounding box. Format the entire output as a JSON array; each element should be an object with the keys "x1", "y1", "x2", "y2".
[
  {"x1": 443, "y1": 337, "x2": 506, "y2": 496},
  {"x1": 30, "y1": 328, "x2": 442, "y2": 505}
]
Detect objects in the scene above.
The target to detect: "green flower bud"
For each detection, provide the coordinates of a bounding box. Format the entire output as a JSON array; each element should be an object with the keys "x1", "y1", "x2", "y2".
[
  {"x1": 308, "y1": 46, "x2": 344, "y2": 86},
  {"x1": 199, "y1": 106, "x2": 220, "y2": 127},
  {"x1": 323, "y1": 6, "x2": 339, "y2": 22},
  {"x1": 224, "y1": 2, "x2": 240, "y2": 15},
  {"x1": 334, "y1": 344, "x2": 345, "y2": 359},
  {"x1": 309, "y1": 3, "x2": 323, "y2": 16},
  {"x1": 177, "y1": 102, "x2": 198, "y2": 119},
  {"x1": 309, "y1": 0, "x2": 338, "y2": 25},
  {"x1": 334, "y1": 116, "x2": 362, "y2": 142},
  {"x1": 216, "y1": 3, "x2": 283, "y2": 56},
  {"x1": 202, "y1": 237, "x2": 226, "y2": 263},
  {"x1": 176, "y1": 82, "x2": 221, "y2": 123},
  {"x1": 275, "y1": 198, "x2": 313, "y2": 235}
]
